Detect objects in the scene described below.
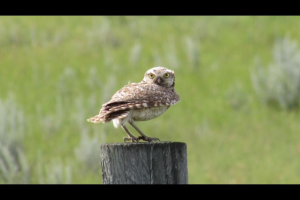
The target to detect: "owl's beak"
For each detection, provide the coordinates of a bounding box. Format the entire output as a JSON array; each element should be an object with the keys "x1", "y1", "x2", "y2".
[{"x1": 155, "y1": 77, "x2": 162, "y2": 84}]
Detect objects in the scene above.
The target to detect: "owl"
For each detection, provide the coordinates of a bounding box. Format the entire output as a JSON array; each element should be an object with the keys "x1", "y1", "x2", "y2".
[{"x1": 87, "y1": 66, "x2": 180, "y2": 142}]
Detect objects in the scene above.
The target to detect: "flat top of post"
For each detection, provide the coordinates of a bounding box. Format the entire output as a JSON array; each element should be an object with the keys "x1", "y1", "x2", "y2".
[{"x1": 100, "y1": 141, "x2": 186, "y2": 147}]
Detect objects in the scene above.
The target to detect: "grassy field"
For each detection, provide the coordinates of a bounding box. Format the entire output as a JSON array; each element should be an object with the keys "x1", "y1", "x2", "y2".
[{"x1": 1, "y1": 16, "x2": 300, "y2": 184}]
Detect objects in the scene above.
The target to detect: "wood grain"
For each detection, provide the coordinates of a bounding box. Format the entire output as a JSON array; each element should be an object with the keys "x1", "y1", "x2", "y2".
[{"x1": 100, "y1": 141, "x2": 188, "y2": 184}]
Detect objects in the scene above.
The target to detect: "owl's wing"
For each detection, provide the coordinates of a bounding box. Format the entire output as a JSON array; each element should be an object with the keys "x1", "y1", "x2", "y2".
[
  {"x1": 89, "y1": 83, "x2": 180, "y2": 123},
  {"x1": 107, "y1": 83, "x2": 180, "y2": 106}
]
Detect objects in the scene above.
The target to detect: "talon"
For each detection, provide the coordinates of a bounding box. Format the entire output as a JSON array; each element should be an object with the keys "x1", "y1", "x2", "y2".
[
  {"x1": 137, "y1": 136, "x2": 159, "y2": 142},
  {"x1": 137, "y1": 136, "x2": 144, "y2": 142},
  {"x1": 124, "y1": 137, "x2": 138, "y2": 143},
  {"x1": 123, "y1": 137, "x2": 131, "y2": 142}
]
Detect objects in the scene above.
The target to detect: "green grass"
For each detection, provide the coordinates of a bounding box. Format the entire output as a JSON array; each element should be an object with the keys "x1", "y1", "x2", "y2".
[{"x1": 1, "y1": 16, "x2": 300, "y2": 183}]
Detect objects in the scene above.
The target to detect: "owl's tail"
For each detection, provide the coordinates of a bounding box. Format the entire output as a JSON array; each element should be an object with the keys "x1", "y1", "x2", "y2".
[
  {"x1": 87, "y1": 109, "x2": 130, "y2": 124},
  {"x1": 87, "y1": 115, "x2": 103, "y2": 123}
]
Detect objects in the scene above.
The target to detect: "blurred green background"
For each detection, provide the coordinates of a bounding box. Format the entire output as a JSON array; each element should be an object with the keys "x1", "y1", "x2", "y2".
[{"x1": 1, "y1": 16, "x2": 300, "y2": 184}]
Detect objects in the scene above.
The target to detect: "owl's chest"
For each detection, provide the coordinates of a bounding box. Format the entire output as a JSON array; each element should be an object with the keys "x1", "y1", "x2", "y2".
[{"x1": 131, "y1": 106, "x2": 169, "y2": 121}]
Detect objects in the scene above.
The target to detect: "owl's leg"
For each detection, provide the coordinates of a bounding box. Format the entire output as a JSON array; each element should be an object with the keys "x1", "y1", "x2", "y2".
[
  {"x1": 120, "y1": 124, "x2": 138, "y2": 142},
  {"x1": 128, "y1": 121, "x2": 160, "y2": 142}
]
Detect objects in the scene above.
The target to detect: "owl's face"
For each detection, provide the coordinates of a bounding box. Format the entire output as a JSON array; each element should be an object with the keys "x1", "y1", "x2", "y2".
[{"x1": 142, "y1": 66, "x2": 175, "y2": 88}]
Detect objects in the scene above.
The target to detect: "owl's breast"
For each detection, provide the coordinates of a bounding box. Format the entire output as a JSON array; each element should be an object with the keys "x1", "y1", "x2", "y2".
[{"x1": 131, "y1": 106, "x2": 169, "y2": 121}]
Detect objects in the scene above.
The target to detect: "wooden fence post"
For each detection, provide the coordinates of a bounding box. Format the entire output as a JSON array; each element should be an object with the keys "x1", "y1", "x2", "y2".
[{"x1": 100, "y1": 141, "x2": 188, "y2": 184}]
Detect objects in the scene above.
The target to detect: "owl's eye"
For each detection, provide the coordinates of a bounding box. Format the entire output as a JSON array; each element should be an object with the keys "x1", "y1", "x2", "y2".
[
  {"x1": 148, "y1": 73, "x2": 155, "y2": 79},
  {"x1": 163, "y1": 73, "x2": 170, "y2": 78}
]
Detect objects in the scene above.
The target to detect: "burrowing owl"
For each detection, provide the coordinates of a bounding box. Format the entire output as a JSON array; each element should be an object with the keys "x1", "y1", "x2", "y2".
[{"x1": 87, "y1": 66, "x2": 180, "y2": 142}]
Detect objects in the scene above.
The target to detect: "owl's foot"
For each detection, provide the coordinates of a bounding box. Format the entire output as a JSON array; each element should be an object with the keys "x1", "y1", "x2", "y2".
[
  {"x1": 128, "y1": 121, "x2": 160, "y2": 142},
  {"x1": 123, "y1": 136, "x2": 138, "y2": 143},
  {"x1": 121, "y1": 124, "x2": 138, "y2": 143},
  {"x1": 137, "y1": 136, "x2": 160, "y2": 142}
]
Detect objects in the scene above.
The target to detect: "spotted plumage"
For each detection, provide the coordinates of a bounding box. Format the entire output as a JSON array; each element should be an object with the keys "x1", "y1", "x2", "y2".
[{"x1": 87, "y1": 66, "x2": 180, "y2": 142}]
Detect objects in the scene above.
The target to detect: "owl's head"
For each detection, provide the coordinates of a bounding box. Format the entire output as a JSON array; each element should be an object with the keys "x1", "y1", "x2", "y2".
[{"x1": 142, "y1": 66, "x2": 175, "y2": 88}]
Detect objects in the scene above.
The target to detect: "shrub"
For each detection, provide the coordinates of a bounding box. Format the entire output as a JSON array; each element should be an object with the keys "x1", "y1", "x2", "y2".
[
  {"x1": 0, "y1": 96, "x2": 29, "y2": 183},
  {"x1": 251, "y1": 37, "x2": 300, "y2": 110}
]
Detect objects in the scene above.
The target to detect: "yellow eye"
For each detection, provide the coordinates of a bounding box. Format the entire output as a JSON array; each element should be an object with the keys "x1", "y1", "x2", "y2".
[
  {"x1": 148, "y1": 73, "x2": 155, "y2": 79},
  {"x1": 163, "y1": 73, "x2": 170, "y2": 78}
]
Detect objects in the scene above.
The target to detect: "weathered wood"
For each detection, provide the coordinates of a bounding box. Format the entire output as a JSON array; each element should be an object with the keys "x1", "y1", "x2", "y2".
[{"x1": 100, "y1": 141, "x2": 188, "y2": 184}]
